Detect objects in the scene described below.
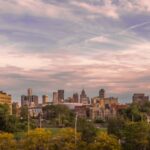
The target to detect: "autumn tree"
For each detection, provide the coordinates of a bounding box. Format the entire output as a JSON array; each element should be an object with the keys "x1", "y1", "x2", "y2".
[
  {"x1": 21, "y1": 128, "x2": 52, "y2": 150},
  {"x1": 88, "y1": 132, "x2": 121, "y2": 150},
  {"x1": 0, "y1": 133, "x2": 16, "y2": 150}
]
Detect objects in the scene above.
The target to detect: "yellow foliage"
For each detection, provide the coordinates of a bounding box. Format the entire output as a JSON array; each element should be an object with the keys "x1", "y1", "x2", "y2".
[
  {"x1": 22, "y1": 128, "x2": 52, "y2": 150},
  {"x1": 0, "y1": 133, "x2": 16, "y2": 150}
]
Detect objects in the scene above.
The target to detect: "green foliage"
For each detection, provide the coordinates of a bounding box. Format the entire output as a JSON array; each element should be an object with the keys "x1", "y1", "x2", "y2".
[
  {"x1": 123, "y1": 122, "x2": 150, "y2": 150},
  {"x1": 20, "y1": 106, "x2": 28, "y2": 121},
  {"x1": 77, "y1": 118, "x2": 97, "y2": 143},
  {"x1": 108, "y1": 116, "x2": 127, "y2": 138},
  {"x1": 43, "y1": 104, "x2": 75, "y2": 127}
]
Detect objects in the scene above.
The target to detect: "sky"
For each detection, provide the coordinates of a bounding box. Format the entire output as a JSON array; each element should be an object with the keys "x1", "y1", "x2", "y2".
[{"x1": 0, "y1": 0, "x2": 150, "y2": 103}]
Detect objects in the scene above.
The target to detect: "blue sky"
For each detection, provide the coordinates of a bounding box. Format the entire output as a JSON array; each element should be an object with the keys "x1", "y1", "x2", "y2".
[{"x1": 0, "y1": 0, "x2": 150, "y2": 103}]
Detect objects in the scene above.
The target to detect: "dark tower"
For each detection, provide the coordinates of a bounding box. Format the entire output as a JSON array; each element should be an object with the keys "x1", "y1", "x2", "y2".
[
  {"x1": 99, "y1": 89, "x2": 105, "y2": 99},
  {"x1": 73, "y1": 93, "x2": 79, "y2": 103},
  {"x1": 58, "y1": 90, "x2": 64, "y2": 103}
]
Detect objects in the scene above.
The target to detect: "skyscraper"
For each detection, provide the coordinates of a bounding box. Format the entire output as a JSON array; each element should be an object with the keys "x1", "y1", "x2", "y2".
[
  {"x1": 99, "y1": 89, "x2": 105, "y2": 99},
  {"x1": 42, "y1": 95, "x2": 49, "y2": 104},
  {"x1": 80, "y1": 89, "x2": 89, "y2": 104},
  {"x1": 73, "y1": 93, "x2": 79, "y2": 103},
  {"x1": 53, "y1": 92, "x2": 58, "y2": 104},
  {"x1": 58, "y1": 90, "x2": 64, "y2": 103},
  {"x1": 21, "y1": 88, "x2": 38, "y2": 107}
]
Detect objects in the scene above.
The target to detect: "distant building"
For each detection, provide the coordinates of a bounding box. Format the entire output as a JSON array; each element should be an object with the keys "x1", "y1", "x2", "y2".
[
  {"x1": 53, "y1": 92, "x2": 58, "y2": 104},
  {"x1": 75, "y1": 105, "x2": 88, "y2": 118},
  {"x1": 132, "y1": 93, "x2": 149, "y2": 104},
  {"x1": 80, "y1": 89, "x2": 90, "y2": 104},
  {"x1": 0, "y1": 91, "x2": 12, "y2": 114},
  {"x1": 58, "y1": 90, "x2": 64, "y2": 103},
  {"x1": 29, "y1": 104, "x2": 43, "y2": 118},
  {"x1": 42, "y1": 95, "x2": 49, "y2": 104},
  {"x1": 73, "y1": 93, "x2": 79, "y2": 103},
  {"x1": 21, "y1": 88, "x2": 38, "y2": 107},
  {"x1": 99, "y1": 89, "x2": 105, "y2": 99},
  {"x1": 65, "y1": 93, "x2": 79, "y2": 103},
  {"x1": 12, "y1": 102, "x2": 20, "y2": 116},
  {"x1": 91, "y1": 89, "x2": 118, "y2": 120}
]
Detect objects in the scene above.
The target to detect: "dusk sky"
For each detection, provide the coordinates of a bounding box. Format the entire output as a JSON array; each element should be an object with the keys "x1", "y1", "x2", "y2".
[{"x1": 0, "y1": 0, "x2": 150, "y2": 103}]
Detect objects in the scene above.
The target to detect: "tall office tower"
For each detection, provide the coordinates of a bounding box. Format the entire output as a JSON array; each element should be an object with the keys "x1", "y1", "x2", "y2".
[
  {"x1": 80, "y1": 89, "x2": 89, "y2": 104},
  {"x1": 58, "y1": 90, "x2": 64, "y2": 103},
  {"x1": 99, "y1": 89, "x2": 105, "y2": 99},
  {"x1": 28, "y1": 88, "x2": 32, "y2": 96},
  {"x1": 21, "y1": 89, "x2": 38, "y2": 107},
  {"x1": 80, "y1": 89, "x2": 87, "y2": 100},
  {"x1": 73, "y1": 93, "x2": 79, "y2": 103},
  {"x1": 0, "y1": 91, "x2": 12, "y2": 114},
  {"x1": 42, "y1": 95, "x2": 49, "y2": 104},
  {"x1": 53, "y1": 92, "x2": 58, "y2": 104}
]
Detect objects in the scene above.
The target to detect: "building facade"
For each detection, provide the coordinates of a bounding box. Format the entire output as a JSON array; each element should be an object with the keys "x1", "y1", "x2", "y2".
[
  {"x1": 0, "y1": 91, "x2": 12, "y2": 114},
  {"x1": 58, "y1": 90, "x2": 64, "y2": 103},
  {"x1": 42, "y1": 95, "x2": 49, "y2": 104},
  {"x1": 80, "y1": 89, "x2": 90, "y2": 104},
  {"x1": 132, "y1": 93, "x2": 149, "y2": 104},
  {"x1": 90, "y1": 89, "x2": 118, "y2": 120},
  {"x1": 53, "y1": 92, "x2": 58, "y2": 104}
]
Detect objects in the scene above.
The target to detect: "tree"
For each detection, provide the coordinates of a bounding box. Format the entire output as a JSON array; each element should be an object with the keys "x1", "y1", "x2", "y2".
[
  {"x1": 42, "y1": 104, "x2": 75, "y2": 127},
  {"x1": 0, "y1": 104, "x2": 10, "y2": 131},
  {"x1": 21, "y1": 128, "x2": 52, "y2": 150},
  {"x1": 108, "y1": 116, "x2": 127, "y2": 138},
  {"x1": 77, "y1": 118, "x2": 97, "y2": 143},
  {"x1": 123, "y1": 122, "x2": 150, "y2": 150},
  {"x1": 88, "y1": 132, "x2": 121, "y2": 150},
  {"x1": 20, "y1": 106, "x2": 28, "y2": 121},
  {"x1": 52, "y1": 128, "x2": 81, "y2": 150},
  {"x1": 0, "y1": 133, "x2": 16, "y2": 150}
]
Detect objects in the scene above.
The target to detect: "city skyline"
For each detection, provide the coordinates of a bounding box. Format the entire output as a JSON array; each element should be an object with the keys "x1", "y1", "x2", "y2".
[{"x1": 0, "y1": 0, "x2": 150, "y2": 102}]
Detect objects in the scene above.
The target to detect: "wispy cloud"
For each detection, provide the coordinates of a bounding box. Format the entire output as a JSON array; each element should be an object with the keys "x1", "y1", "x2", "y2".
[
  {"x1": 71, "y1": 1, "x2": 119, "y2": 19},
  {"x1": 0, "y1": 0, "x2": 73, "y2": 19}
]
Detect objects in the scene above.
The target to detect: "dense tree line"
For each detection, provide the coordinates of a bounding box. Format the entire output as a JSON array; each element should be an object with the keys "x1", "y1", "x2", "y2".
[{"x1": 0, "y1": 128, "x2": 121, "y2": 150}]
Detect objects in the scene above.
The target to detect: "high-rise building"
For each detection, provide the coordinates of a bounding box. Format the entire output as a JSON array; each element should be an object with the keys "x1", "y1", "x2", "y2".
[
  {"x1": 99, "y1": 89, "x2": 105, "y2": 99},
  {"x1": 73, "y1": 93, "x2": 79, "y2": 103},
  {"x1": 21, "y1": 89, "x2": 38, "y2": 107},
  {"x1": 28, "y1": 88, "x2": 32, "y2": 96},
  {"x1": 42, "y1": 95, "x2": 49, "y2": 104},
  {"x1": 0, "y1": 91, "x2": 12, "y2": 114},
  {"x1": 58, "y1": 90, "x2": 64, "y2": 103},
  {"x1": 53, "y1": 92, "x2": 58, "y2": 104},
  {"x1": 80, "y1": 89, "x2": 89, "y2": 104}
]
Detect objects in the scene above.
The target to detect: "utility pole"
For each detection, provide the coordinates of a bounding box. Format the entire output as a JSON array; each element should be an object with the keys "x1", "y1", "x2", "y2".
[
  {"x1": 75, "y1": 113, "x2": 78, "y2": 148},
  {"x1": 28, "y1": 97, "x2": 30, "y2": 134},
  {"x1": 39, "y1": 112, "x2": 42, "y2": 128}
]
